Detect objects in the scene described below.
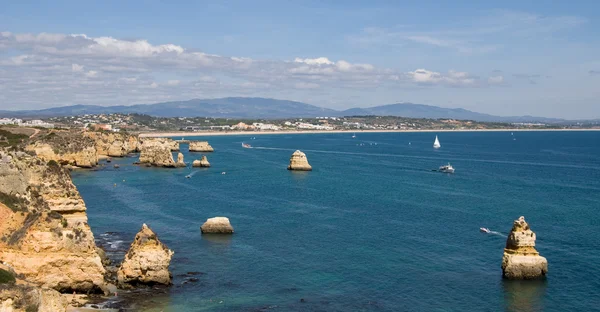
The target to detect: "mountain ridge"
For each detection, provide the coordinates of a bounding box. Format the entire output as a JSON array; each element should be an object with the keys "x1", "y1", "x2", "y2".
[{"x1": 0, "y1": 97, "x2": 585, "y2": 123}]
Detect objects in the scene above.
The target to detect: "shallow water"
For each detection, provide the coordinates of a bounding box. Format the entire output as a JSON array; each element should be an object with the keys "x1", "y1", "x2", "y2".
[{"x1": 72, "y1": 131, "x2": 600, "y2": 311}]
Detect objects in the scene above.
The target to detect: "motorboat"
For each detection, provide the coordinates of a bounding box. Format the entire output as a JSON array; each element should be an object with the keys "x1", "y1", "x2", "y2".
[
  {"x1": 106, "y1": 157, "x2": 112, "y2": 163},
  {"x1": 113, "y1": 164, "x2": 120, "y2": 169},
  {"x1": 242, "y1": 143, "x2": 252, "y2": 148},
  {"x1": 439, "y1": 163, "x2": 455, "y2": 173},
  {"x1": 185, "y1": 175, "x2": 191, "y2": 179},
  {"x1": 352, "y1": 133, "x2": 356, "y2": 138},
  {"x1": 480, "y1": 227, "x2": 490, "y2": 233}
]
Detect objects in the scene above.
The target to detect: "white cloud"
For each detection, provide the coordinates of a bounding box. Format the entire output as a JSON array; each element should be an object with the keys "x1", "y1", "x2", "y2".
[
  {"x1": 0, "y1": 30, "x2": 499, "y2": 109},
  {"x1": 85, "y1": 70, "x2": 98, "y2": 78},
  {"x1": 72, "y1": 63, "x2": 84, "y2": 72},
  {"x1": 294, "y1": 57, "x2": 334, "y2": 65},
  {"x1": 488, "y1": 75, "x2": 504, "y2": 84}
]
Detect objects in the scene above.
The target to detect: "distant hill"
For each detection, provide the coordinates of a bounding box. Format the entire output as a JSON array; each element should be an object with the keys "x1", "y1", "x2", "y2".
[{"x1": 0, "y1": 97, "x2": 573, "y2": 123}]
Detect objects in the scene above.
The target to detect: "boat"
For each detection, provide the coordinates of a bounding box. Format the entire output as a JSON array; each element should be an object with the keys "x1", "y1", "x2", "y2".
[
  {"x1": 352, "y1": 133, "x2": 356, "y2": 138},
  {"x1": 439, "y1": 163, "x2": 455, "y2": 173},
  {"x1": 185, "y1": 175, "x2": 191, "y2": 179},
  {"x1": 242, "y1": 143, "x2": 252, "y2": 148},
  {"x1": 106, "y1": 157, "x2": 112, "y2": 163},
  {"x1": 480, "y1": 227, "x2": 490, "y2": 233},
  {"x1": 433, "y1": 136, "x2": 441, "y2": 149},
  {"x1": 113, "y1": 164, "x2": 120, "y2": 169}
]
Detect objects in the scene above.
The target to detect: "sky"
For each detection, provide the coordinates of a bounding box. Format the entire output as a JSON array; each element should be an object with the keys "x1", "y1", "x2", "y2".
[{"x1": 1, "y1": 0, "x2": 599, "y2": 119}]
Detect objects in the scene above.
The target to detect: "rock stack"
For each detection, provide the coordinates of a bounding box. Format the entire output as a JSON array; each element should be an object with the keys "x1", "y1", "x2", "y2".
[
  {"x1": 176, "y1": 152, "x2": 186, "y2": 167},
  {"x1": 189, "y1": 141, "x2": 214, "y2": 152},
  {"x1": 201, "y1": 217, "x2": 234, "y2": 234},
  {"x1": 139, "y1": 139, "x2": 185, "y2": 167},
  {"x1": 117, "y1": 224, "x2": 174, "y2": 286},
  {"x1": 287, "y1": 150, "x2": 312, "y2": 171},
  {"x1": 192, "y1": 155, "x2": 211, "y2": 167},
  {"x1": 501, "y1": 216, "x2": 548, "y2": 279}
]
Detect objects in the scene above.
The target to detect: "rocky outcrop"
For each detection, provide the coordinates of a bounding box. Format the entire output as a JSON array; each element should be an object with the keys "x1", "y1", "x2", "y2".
[
  {"x1": 501, "y1": 216, "x2": 548, "y2": 279},
  {"x1": 117, "y1": 224, "x2": 174, "y2": 286},
  {"x1": 287, "y1": 150, "x2": 312, "y2": 171},
  {"x1": 25, "y1": 130, "x2": 98, "y2": 168},
  {"x1": 0, "y1": 151, "x2": 106, "y2": 292},
  {"x1": 140, "y1": 138, "x2": 179, "y2": 151},
  {"x1": 0, "y1": 285, "x2": 68, "y2": 312},
  {"x1": 84, "y1": 132, "x2": 139, "y2": 157},
  {"x1": 138, "y1": 139, "x2": 185, "y2": 168},
  {"x1": 192, "y1": 155, "x2": 210, "y2": 167},
  {"x1": 201, "y1": 217, "x2": 234, "y2": 234},
  {"x1": 189, "y1": 141, "x2": 214, "y2": 152}
]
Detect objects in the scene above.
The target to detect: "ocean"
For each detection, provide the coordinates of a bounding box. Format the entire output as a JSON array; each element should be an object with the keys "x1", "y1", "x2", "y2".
[{"x1": 71, "y1": 131, "x2": 600, "y2": 311}]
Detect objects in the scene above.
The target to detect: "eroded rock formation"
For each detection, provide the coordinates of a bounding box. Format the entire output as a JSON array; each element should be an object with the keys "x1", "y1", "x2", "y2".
[
  {"x1": 189, "y1": 141, "x2": 214, "y2": 152},
  {"x1": 117, "y1": 224, "x2": 174, "y2": 286},
  {"x1": 201, "y1": 217, "x2": 234, "y2": 234},
  {"x1": 138, "y1": 139, "x2": 184, "y2": 167},
  {"x1": 25, "y1": 130, "x2": 98, "y2": 168},
  {"x1": 287, "y1": 150, "x2": 312, "y2": 171},
  {"x1": 0, "y1": 285, "x2": 68, "y2": 312},
  {"x1": 501, "y1": 216, "x2": 548, "y2": 279},
  {"x1": 0, "y1": 151, "x2": 106, "y2": 292},
  {"x1": 192, "y1": 155, "x2": 210, "y2": 167},
  {"x1": 84, "y1": 132, "x2": 140, "y2": 157}
]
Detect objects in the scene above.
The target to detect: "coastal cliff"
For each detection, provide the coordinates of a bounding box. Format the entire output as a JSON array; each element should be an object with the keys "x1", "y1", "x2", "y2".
[
  {"x1": 0, "y1": 284, "x2": 68, "y2": 312},
  {"x1": 501, "y1": 216, "x2": 548, "y2": 279},
  {"x1": 84, "y1": 132, "x2": 139, "y2": 157},
  {"x1": 189, "y1": 141, "x2": 214, "y2": 152},
  {"x1": 117, "y1": 224, "x2": 174, "y2": 286},
  {"x1": 0, "y1": 151, "x2": 106, "y2": 292},
  {"x1": 287, "y1": 150, "x2": 312, "y2": 171},
  {"x1": 25, "y1": 130, "x2": 98, "y2": 168},
  {"x1": 138, "y1": 139, "x2": 185, "y2": 167}
]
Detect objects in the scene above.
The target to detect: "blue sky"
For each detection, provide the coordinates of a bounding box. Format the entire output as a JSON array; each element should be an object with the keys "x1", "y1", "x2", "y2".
[{"x1": 1, "y1": 0, "x2": 599, "y2": 118}]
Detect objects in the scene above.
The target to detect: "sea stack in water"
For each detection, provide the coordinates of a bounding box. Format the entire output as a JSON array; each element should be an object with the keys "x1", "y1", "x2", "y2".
[
  {"x1": 201, "y1": 217, "x2": 234, "y2": 234},
  {"x1": 287, "y1": 150, "x2": 312, "y2": 171},
  {"x1": 117, "y1": 224, "x2": 174, "y2": 286},
  {"x1": 501, "y1": 216, "x2": 548, "y2": 279},
  {"x1": 192, "y1": 155, "x2": 210, "y2": 167},
  {"x1": 176, "y1": 152, "x2": 186, "y2": 167},
  {"x1": 189, "y1": 141, "x2": 214, "y2": 152}
]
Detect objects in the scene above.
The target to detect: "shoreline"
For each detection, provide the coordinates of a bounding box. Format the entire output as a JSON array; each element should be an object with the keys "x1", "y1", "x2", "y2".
[{"x1": 139, "y1": 128, "x2": 600, "y2": 138}]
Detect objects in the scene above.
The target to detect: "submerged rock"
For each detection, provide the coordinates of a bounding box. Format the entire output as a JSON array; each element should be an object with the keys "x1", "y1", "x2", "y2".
[
  {"x1": 287, "y1": 150, "x2": 312, "y2": 171},
  {"x1": 501, "y1": 216, "x2": 548, "y2": 279},
  {"x1": 117, "y1": 224, "x2": 174, "y2": 286},
  {"x1": 189, "y1": 141, "x2": 214, "y2": 152},
  {"x1": 192, "y1": 155, "x2": 210, "y2": 167},
  {"x1": 201, "y1": 217, "x2": 234, "y2": 234}
]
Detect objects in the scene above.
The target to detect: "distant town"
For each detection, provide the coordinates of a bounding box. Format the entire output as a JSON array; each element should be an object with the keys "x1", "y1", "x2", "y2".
[{"x1": 0, "y1": 113, "x2": 598, "y2": 134}]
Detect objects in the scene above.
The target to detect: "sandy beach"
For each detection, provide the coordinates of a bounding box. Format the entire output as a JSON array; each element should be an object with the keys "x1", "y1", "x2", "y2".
[{"x1": 138, "y1": 128, "x2": 599, "y2": 138}]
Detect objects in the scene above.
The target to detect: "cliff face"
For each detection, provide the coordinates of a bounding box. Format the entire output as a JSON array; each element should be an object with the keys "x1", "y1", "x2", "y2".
[
  {"x1": 0, "y1": 151, "x2": 106, "y2": 292},
  {"x1": 501, "y1": 216, "x2": 548, "y2": 279},
  {"x1": 287, "y1": 150, "x2": 312, "y2": 171},
  {"x1": 189, "y1": 141, "x2": 214, "y2": 152},
  {"x1": 25, "y1": 131, "x2": 97, "y2": 168},
  {"x1": 139, "y1": 139, "x2": 184, "y2": 167},
  {"x1": 117, "y1": 224, "x2": 174, "y2": 286},
  {"x1": 0, "y1": 285, "x2": 68, "y2": 312},
  {"x1": 84, "y1": 132, "x2": 139, "y2": 157}
]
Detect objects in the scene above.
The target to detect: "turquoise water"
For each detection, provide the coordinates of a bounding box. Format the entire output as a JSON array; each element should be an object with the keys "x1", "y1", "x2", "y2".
[{"x1": 72, "y1": 131, "x2": 600, "y2": 311}]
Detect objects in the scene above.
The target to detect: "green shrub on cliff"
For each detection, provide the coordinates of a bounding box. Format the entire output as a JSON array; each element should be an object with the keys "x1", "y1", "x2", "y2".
[
  {"x1": 0, "y1": 191, "x2": 26, "y2": 212},
  {"x1": 0, "y1": 268, "x2": 16, "y2": 284}
]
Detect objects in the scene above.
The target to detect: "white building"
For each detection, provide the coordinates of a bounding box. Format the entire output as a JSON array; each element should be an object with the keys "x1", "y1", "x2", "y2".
[{"x1": 0, "y1": 118, "x2": 22, "y2": 125}]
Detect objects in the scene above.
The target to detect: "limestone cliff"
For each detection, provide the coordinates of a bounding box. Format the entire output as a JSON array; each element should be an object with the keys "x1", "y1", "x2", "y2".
[
  {"x1": 117, "y1": 224, "x2": 174, "y2": 286},
  {"x1": 501, "y1": 216, "x2": 548, "y2": 279},
  {"x1": 287, "y1": 150, "x2": 312, "y2": 171},
  {"x1": 138, "y1": 139, "x2": 184, "y2": 168},
  {"x1": 0, "y1": 285, "x2": 68, "y2": 312},
  {"x1": 189, "y1": 141, "x2": 214, "y2": 152},
  {"x1": 140, "y1": 138, "x2": 179, "y2": 151},
  {"x1": 0, "y1": 151, "x2": 106, "y2": 292},
  {"x1": 201, "y1": 217, "x2": 234, "y2": 234},
  {"x1": 192, "y1": 155, "x2": 210, "y2": 167},
  {"x1": 84, "y1": 132, "x2": 139, "y2": 157},
  {"x1": 25, "y1": 130, "x2": 97, "y2": 168}
]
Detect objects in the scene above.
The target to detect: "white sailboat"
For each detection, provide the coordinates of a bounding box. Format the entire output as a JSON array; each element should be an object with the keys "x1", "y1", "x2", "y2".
[
  {"x1": 433, "y1": 135, "x2": 441, "y2": 149},
  {"x1": 352, "y1": 133, "x2": 356, "y2": 138}
]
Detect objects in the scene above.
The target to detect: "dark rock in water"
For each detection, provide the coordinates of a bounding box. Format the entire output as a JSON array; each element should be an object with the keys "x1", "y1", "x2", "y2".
[{"x1": 300, "y1": 298, "x2": 306, "y2": 303}]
